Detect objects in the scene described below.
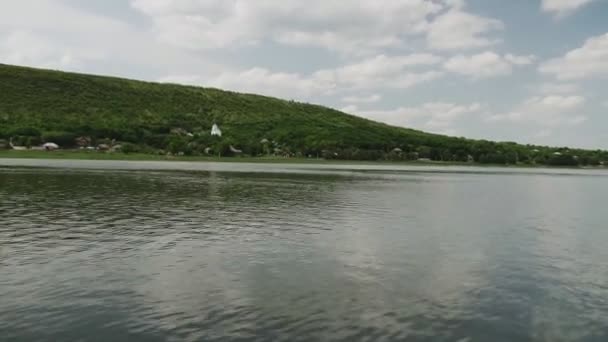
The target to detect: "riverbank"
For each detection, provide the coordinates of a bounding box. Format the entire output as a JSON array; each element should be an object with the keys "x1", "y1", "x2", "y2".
[
  {"x1": 0, "y1": 150, "x2": 469, "y2": 166},
  {"x1": 0, "y1": 150, "x2": 604, "y2": 169}
]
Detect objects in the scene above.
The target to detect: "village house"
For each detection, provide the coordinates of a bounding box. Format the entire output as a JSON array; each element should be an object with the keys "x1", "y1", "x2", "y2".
[{"x1": 211, "y1": 124, "x2": 222, "y2": 137}]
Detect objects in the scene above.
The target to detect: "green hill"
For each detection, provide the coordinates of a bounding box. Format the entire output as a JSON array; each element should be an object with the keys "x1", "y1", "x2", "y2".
[{"x1": 0, "y1": 63, "x2": 606, "y2": 166}]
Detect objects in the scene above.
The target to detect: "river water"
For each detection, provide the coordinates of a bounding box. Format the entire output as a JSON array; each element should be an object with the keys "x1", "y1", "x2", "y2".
[{"x1": 1, "y1": 159, "x2": 608, "y2": 341}]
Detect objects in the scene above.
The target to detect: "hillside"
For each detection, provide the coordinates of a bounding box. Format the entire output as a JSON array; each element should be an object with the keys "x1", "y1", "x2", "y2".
[{"x1": 0, "y1": 63, "x2": 606, "y2": 166}]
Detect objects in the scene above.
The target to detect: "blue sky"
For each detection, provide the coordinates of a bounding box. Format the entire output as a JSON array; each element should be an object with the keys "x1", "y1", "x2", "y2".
[{"x1": 1, "y1": 0, "x2": 607, "y2": 148}]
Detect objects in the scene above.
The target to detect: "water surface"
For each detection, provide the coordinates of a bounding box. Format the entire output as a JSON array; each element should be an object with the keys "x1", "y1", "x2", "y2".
[{"x1": 1, "y1": 160, "x2": 608, "y2": 341}]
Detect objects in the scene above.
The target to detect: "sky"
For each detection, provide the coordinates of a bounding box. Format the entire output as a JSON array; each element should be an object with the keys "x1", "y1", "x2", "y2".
[{"x1": 1, "y1": 0, "x2": 607, "y2": 149}]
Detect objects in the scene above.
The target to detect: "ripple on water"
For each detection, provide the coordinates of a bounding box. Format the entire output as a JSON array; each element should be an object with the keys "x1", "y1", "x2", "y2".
[{"x1": 2, "y1": 167, "x2": 608, "y2": 341}]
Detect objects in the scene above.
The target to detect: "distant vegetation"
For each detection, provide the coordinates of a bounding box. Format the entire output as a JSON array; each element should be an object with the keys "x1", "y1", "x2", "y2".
[{"x1": 1, "y1": 63, "x2": 606, "y2": 166}]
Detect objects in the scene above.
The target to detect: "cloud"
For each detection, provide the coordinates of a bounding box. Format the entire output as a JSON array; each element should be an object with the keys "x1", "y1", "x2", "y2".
[
  {"x1": 130, "y1": 0, "x2": 445, "y2": 54},
  {"x1": 350, "y1": 102, "x2": 482, "y2": 134},
  {"x1": 341, "y1": 94, "x2": 382, "y2": 104},
  {"x1": 0, "y1": 0, "x2": 221, "y2": 78},
  {"x1": 426, "y1": 5, "x2": 503, "y2": 50},
  {"x1": 130, "y1": 0, "x2": 502, "y2": 54},
  {"x1": 444, "y1": 52, "x2": 535, "y2": 79},
  {"x1": 314, "y1": 54, "x2": 444, "y2": 90},
  {"x1": 536, "y1": 82, "x2": 581, "y2": 94},
  {"x1": 160, "y1": 53, "x2": 444, "y2": 99},
  {"x1": 0, "y1": 0, "x2": 128, "y2": 70},
  {"x1": 160, "y1": 68, "x2": 324, "y2": 99},
  {"x1": 0, "y1": 31, "x2": 84, "y2": 70},
  {"x1": 541, "y1": 0, "x2": 597, "y2": 17},
  {"x1": 504, "y1": 54, "x2": 537, "y2": 65},
  {"x1": 535, "y1": 129, "x2": 553, "y2": 138},
  {"x1": 539, "y1": 33, "x2": 608, "y2": 80},
  {"x1": 341, "y1": 105, "x2": 360, "y2": 113},
  {"x1": 487, "y1": 95, "x2": 587, "y2": 126},
  {"x1": 0, "y1": 0, "x2": 130, "y2": 35}
]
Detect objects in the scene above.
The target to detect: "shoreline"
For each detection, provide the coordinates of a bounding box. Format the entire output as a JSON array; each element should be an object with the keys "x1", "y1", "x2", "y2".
[
  {"x1": 0, "y1": 150, "x2": 473, "y2": 166},
  {"x1": 0, "y1": 150, "x2": 604, "y2": 170}
]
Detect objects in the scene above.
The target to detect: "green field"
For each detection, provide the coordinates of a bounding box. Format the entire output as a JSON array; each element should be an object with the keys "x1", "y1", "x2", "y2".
[
  {"x1": 0, "y1": 150, "x2": 309, "y2": 163},
  {"x1": 3, "y1": 150, "x2": 601, "y2": 170},
  {"x1": 0, "y1": 150, "x2": 475, "y2": 166}
]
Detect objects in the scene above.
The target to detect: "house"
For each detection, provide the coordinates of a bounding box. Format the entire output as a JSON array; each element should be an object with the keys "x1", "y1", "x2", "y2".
[
  {"x1": 211, "y1": 124, "x2": 222, "y2": 137},
  {"x1": 43, "y1": 142, "x2": 59, "y2": 151}
]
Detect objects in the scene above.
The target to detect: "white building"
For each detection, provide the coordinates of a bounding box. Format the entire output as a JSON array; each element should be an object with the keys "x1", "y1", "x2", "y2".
[
  {"x1": 211, "y1": 124, "x2": 222, "y2": 137},
  {"x1": 42, "y1": 142, "x2": 59, "y2": 151}
]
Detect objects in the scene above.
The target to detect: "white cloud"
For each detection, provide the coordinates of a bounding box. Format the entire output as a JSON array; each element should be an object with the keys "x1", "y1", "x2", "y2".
[
  {"x1": 212, "y1": 68, "x2": 319, "y2": 96},
  {"x1": 352, "y1": 102, "x2": 481, "y2": 134},
  {"x1": 531, "y1": 95, "x2": 585, "y2": 109},
  {"x1": 341, "y1": 105, "x2": 360, "y2": 113},
  {"x1": 541, "y1": 0, "x2": 596, "y2": 17},
  {"x1": 0, "y1": 0, "x2": 129, "y2": 35},
  {"x1": 426, "y1": 6, "x2": 503, "y2": 50},
  {"x1": 160, "y1": 53, "x2": 445, "y2": 99},
  {"x1": 0, "y1": 0, "x2": 221, "y2": 78},
  {"x1": 160, "y1": 68, "x2": 324, "y2": 99},
  {"x1": 535, "y1": 129, "x2": 553, "y2": 138},
  {"x1": 540, "y1": 33, "x2": 608, "y2": 80},
  {"x1": 444, "y1": 52, "x2": 534, "y2": 79},
  {"x1": 314, "y1": 54, "x2": 444, "y2": 90},
  {"x1": 444, "y1": 0, "x2": 466, "y2": 9},
  {"x1": 315, "y1": 54, "x2": 442, "y2": 83},
  {"x1": 0, "y1": 31, "x2": 83, "y2": 70},
  {"x1": 536, "y1": 82, "x2": 581, "y2": 94},
  {"x1": 130, "y1": 0, "x2": 502, "y2": 54},
  {"x1": 487, "y1": 95, "x2": 587, "y2": 126},
  {"x1": 341, "y1": 94, "x2": 382, "y2": 104},
  {"x1": 130, "y1": 0, "x2": 445, "y2": 54},
  {"x1": 504, "y1": 54, "x2": 536, "y2": 65},
  {"x1": 0, "y1": 0, "x2": 127, "y2": 70}
]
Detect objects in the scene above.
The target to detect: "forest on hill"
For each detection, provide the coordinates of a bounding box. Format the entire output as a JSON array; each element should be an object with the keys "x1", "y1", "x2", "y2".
[{"x1": 1, "y1": 63, "x2": 606, "y2": 166}]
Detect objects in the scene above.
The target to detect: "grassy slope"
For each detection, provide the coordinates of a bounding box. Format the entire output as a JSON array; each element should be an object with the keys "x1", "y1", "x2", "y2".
[{"x1": 0, "y1": 63, "x2": 445, "y2": 150}]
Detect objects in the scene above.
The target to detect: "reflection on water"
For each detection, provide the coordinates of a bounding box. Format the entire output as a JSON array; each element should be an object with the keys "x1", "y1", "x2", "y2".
[{"x1": 1, "y1": 164, "x2": 608, "y2": 341}]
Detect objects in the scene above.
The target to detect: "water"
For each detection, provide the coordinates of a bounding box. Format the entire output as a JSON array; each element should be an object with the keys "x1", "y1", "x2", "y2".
[{"x1": 1, "y1": 160, "x2": 608, "y2": 341}]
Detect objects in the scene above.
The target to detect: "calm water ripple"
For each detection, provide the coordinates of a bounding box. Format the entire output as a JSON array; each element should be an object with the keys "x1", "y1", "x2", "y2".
[{"x1": 1, "y1": 160, "x2": 608, "y2": 341}]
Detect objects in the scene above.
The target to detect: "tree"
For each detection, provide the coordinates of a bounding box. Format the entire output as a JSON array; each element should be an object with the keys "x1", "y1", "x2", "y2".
[
  {"x1": 167, "y1": 135, "x2": 188, "y2": 155},
  {"x1": 42, "y1": 131, "x2": 77, "y2": 147},
  {"x1": 121, "y1": 143, "x2": 138, "y2": 154}
]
